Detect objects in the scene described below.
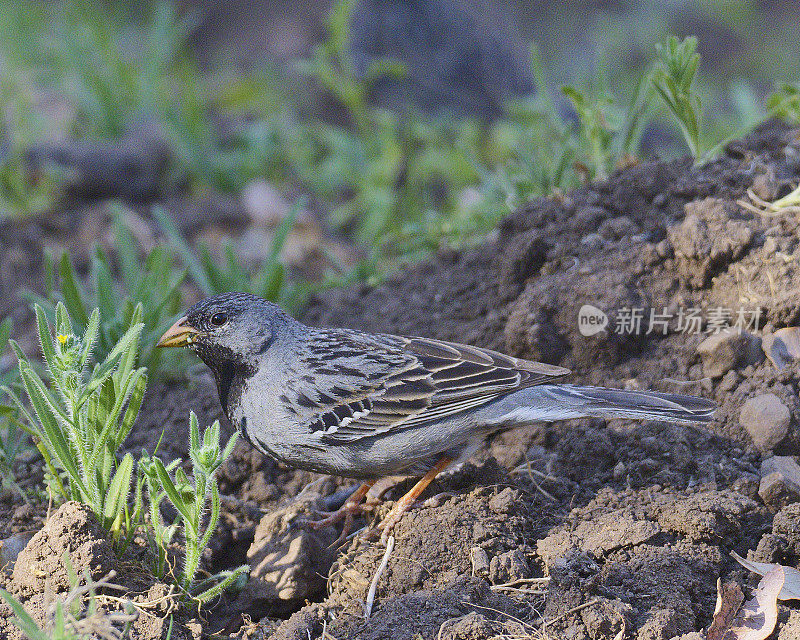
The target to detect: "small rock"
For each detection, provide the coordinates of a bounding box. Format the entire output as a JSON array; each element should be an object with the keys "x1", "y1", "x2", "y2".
[
  {"x1": 598, "y1": 216, "x2": 637, "y2": 240},
  {"x1": 439, "y1": 612, "x2": 497, "y2": 640},
  {"x1": 717, "y1": 369, "x2": 740, "y2": 393},
  {"x1": 763, "y1": 236, "x2": 779, "y2": 254},
  {"x1": 638, "y1": 608, "x2": 679, "y2": 640},
  {"x1": 581, "y1": 598, "x2": 630, "y2": 639},
  {"x1": 761, "y1": 456, "x2": 800, "y2": 482},
  {"x1": 759, "y1": 471, "x2": 800, "y2": 511},
  {"x1": 488, "y1": 488, "x2": 520, "y2": 514},
  {"x1": 246, "y1": 495, "x2": 338, "y2": 602},
  {"x1": 470, "y1": 546, "x2": 490, "y2": 577},
  {"x1": 696, "y1": 329, "x2": 762, "y2": 379},
  {"x1": 751, "y1": 171, "x2": 778, "y2": 201},
  {"x1": 0, "y1": 532, "x2": 35, "y2": 575},
  {"x1": 763, "y1": 327, "x2": 800, "y2": 370},
  {"x1": 759, "y1": 458, "x2": 800, "y2": 510},
  {"x1": 740, "y1": 394, "x2": 791, "y2": 452},
  {"x1": 655, "y1": 238, "x2": 673, "y2": 258},
  {"x1": 731, "y1": 473, "x2": 761, "y2": 500},
  {"x1": 580, "y1": 232, "x2": 606, "y2": 251},
  {"x1": 489, "y1": 548, "x2": 530, "y2": 584},
  {"x1": 574, "y1": 206, "x2": 606, "y2": 227},
  {"x1": 241, "y1": 180, "x2": 291, "y2": 227}
]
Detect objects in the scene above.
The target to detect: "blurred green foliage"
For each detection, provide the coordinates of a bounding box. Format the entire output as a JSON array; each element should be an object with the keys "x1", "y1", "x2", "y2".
[
  {"x1": 153, "y1": 201, "x2": 309, "y2": 312},
  {"x1": 24, "y1": 208, "x2": 187, "y2": 379},
  {"x1": 0, "y1": 0, "x2": 789, "y2": 261}
]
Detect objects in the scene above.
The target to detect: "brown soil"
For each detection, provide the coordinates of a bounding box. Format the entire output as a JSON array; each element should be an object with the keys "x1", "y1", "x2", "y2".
[{"x1": 3, "y1": 119, "x2": 800, "y2": 639}]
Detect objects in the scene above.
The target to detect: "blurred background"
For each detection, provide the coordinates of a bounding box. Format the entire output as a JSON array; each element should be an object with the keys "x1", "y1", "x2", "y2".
[{"x1": 2, "y1": 0, "x2": 800, "y2": 275}]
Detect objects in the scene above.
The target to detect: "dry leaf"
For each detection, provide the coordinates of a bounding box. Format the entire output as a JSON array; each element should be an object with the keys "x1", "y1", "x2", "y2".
[
  {"x1": 731, "y1": 551, "x2": 800, "y2": 600},
  {"x1": 708, "y1": 578, "x2": 745, "y2": 640},
  {"x1": 724, "y1": 566, "x2": 784, "y2": 640}
]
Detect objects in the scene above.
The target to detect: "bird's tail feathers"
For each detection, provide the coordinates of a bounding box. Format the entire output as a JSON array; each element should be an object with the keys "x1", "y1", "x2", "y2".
[{"x1": 549, "y1": 384, "x2": 717, "y2": 425}]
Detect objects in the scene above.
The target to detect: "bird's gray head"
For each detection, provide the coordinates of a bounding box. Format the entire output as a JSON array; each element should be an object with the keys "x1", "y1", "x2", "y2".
[{"x1": 157, "y1": 292, "x2": 293, "y2": 375}]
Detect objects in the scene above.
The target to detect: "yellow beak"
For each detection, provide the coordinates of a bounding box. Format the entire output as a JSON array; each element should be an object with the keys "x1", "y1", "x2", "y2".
[{"x1": 157, "y1": 317, "x2": 201, "y2": 348}]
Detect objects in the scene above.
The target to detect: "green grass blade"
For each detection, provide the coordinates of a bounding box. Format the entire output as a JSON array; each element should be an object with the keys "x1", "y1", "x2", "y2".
[
  {"x1": 118, "y1": 371, "x2": 146, "y2": 449},
  {"x1": 153, "y1": 457, "x2": 192, "y2": 522},
  {"x1": 103, "y1": 453, "x2": 133, "y2": 527},
  {"x1": 33, "y1": 305, "x2": 57, "y2": 374},
  {"x1": 0, "y1": 589, "x2": 49, "y2": 640},
  {"x1": 79, "y1": 308, "x2": 101, "y2": 370},
  {"x1": 152, "y1": 205, "x2": 214, "y2": 295},
  {"x1": 58, "y1": 253, "x2": 90, "y2": 329}
]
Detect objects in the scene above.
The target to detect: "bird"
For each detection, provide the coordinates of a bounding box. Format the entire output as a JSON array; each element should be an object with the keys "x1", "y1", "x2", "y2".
[{"x1": 157, "y1": 292, "x2": 716, "y2": 540}]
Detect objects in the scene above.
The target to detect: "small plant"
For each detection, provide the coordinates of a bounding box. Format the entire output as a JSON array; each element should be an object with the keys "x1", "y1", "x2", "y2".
[
  {"x1": 651, "y1": 35, "x2": 703, "y2": 159},
  {"x1": 740, "y1": 181, "x2": 800, "y2": 217},
  {"x1": 48, "y1": 1, "x2": 197, "y2": 140},
  {"x1": 295, "y1": 0, "x2": 405, "y2": 136},
  {"x1": 475, "y1": 44, "x2": 654, "y2": 214},
  {"x1": 562, "y1": 68, "x2": 652, "y2": 181},
  {"x1": 140, "y1": 412, "x2": 247, "y2": 604},
  {"x1": 6, "y1": 303, "x2": 145, "y2": 541},
  {"x1": 138, "y1": 449, "x2": 180, "y2": 582},
  {"x1": 26, "y1": 208, "x2": 186, "y2": 379},
  {"x1": 0, "y1": 152, "x2": 60, "y2": 220},
  {"x1": 153, "y1": 201, "x2": 308, "y2": 312},
  {"x1": 766, "y1": 82, "x2": 800, "y2": 123},
  {"x1": 0, "y1": 65, "x2": 60, "y2": 219}
]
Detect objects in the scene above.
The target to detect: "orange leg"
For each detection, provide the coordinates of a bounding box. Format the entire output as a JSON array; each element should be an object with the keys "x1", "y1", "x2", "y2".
[{"x1": 375, "y1": 456, "x2": 452, "y2": 542}]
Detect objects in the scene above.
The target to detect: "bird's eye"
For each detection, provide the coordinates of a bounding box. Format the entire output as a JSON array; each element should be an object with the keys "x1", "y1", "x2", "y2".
[{"x1": 210, "y1": 312, "x2": 228, "y2": 327}]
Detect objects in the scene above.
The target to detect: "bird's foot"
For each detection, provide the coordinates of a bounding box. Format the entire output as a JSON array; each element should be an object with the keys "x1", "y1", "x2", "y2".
[{"x1": 298, "y1": 481, "x2": 375, "y2": 546}]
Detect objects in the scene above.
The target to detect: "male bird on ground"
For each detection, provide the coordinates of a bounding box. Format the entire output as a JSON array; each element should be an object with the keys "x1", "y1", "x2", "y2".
[{"x1": 158, "y1": 292, "x2": 716, "y2": 541}]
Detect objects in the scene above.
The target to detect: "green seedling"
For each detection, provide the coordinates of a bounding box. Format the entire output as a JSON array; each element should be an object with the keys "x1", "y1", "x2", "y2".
[
  {"x1": 0, "y1": 317, "x2": 31, "y2": 500},
  {"x1": 26, "y1": 207, "x2": 186, "y2": 379},
  {"x1": 140, "y1": 413, "x2": 247, "y2": 604},
  {"x1": 651, "y1": 35, "x2": 703, "y2": 159},
  {"x1": 6, "y1": 303, "x2": 145, "y2": 541}
]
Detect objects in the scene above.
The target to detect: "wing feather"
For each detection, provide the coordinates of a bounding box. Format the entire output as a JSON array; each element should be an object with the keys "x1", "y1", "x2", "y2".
[{"x1": 289, "y1": 330, "x2": 570, "y2": 444}]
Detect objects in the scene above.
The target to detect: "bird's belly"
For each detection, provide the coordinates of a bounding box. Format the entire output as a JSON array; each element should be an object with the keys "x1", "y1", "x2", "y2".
[{"x1": 233, "y1": 398, "x2": 487, "y2": 478}]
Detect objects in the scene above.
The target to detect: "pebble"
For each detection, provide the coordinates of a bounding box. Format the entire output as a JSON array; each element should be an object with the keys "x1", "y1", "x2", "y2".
[
  {"x1": 241, "y1": 180, "x2": 291, "y2": 227},
  {"x1": 763, "y1": 327, "x2": 800, "y2": 370},
  {"x1": 740, "y1": 393, "x2": 791, "y2": 452},
  {"x1": 759, "y1": 456, "x2": 800, "y2": 511},
  {"x1": 696, "y1": 329, "x2": 763, "y2": 379},
  {"x1": 580, "y1": 233, "x2": 606, "y2": 251},
  {"x1": 489, "y1": 548, "x2": 530, "y2": 584}
]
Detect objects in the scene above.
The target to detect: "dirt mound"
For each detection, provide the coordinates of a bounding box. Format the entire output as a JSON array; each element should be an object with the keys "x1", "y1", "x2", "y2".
[{"x1": 0, "y1": 502, "x2": 189, "y2": 640}]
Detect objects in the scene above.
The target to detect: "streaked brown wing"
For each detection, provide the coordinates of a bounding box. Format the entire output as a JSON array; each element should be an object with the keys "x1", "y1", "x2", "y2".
[{"x1": 297, "y1": 331, "x2": 570, "y2": 445}]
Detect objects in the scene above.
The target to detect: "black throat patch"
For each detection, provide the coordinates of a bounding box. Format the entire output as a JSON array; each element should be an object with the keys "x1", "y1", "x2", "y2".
[{"x1": 195, "y1": 342, "x2": 256, "y2": 416}]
